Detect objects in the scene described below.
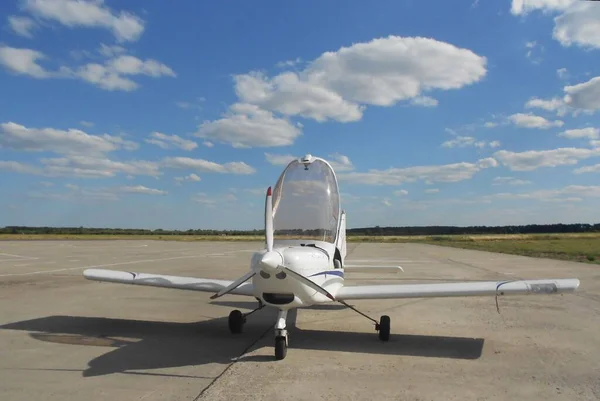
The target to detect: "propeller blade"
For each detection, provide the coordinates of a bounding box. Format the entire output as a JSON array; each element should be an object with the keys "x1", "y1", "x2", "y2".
[
  {"x1": 265, "y1": 186, "x2": 273, "y2": 252},
  {"x1": 210, "y1": 270, "x2": 256, "y2": 299},
  {"x1": 282, "y1": 267, "x2": 336, "y2": 301}
]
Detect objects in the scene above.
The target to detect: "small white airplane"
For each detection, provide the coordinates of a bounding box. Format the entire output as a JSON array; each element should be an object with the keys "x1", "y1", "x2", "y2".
[{"x1": 84, "y1": 154, "x2": 580, "y2": 360}]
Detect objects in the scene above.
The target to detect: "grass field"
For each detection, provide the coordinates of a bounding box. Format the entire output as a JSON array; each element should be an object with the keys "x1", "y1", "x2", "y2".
[{"x1": 1, "y1": 232, "x2": 599, "y2": 265}]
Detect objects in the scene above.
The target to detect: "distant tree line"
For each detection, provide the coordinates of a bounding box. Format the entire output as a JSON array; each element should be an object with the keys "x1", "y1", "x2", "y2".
[
  {"x1": 346, "y1": 223, "x2": 600, "y2": 236},
  {"x1": 1, "y1": 223, "x2": 599, "y2": 236}
]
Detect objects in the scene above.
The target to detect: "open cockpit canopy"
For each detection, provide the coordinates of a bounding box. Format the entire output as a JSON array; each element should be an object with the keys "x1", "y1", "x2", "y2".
[{"x1": 272, "y1": 156, "x2": 340, "y2": 243}]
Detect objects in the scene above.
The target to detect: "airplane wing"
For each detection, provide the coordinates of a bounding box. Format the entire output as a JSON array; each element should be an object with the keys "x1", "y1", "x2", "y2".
[
  {"x1": 335, "y1": 278, "x2": 580, "y2": 300},
  {"x1": 83, "y1": 269, "x2": 254, "y2": 296}
]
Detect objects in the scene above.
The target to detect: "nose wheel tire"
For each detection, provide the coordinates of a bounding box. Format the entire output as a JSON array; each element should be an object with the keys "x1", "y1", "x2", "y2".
[
  {"x1": 228, "y1": 309, "x2": 245, "y2": 334},
  {"x1": 275, "y1": 336, "x2": 287, "y2": 360},
  {"x1": 378, "y1": 315, "x2": 390, "y2": 341}
]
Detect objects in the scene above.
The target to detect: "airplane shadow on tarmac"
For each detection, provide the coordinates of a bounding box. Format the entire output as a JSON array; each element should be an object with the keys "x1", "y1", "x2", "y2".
[{"x1": 1, "y1": 305, "x2": 484, "y2": 377}]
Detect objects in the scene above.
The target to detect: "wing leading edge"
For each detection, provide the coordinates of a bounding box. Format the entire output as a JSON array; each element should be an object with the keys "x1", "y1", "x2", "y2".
[
  {"x1": 83, "y1": 269, "x2": 254, "y2": 296},
  {"x1": 335, "y1": 278, "x2": 580, "y2": 300}
]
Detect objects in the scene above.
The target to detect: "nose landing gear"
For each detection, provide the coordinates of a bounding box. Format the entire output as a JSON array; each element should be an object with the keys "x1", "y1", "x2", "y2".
[{"x1": 274, "y1": 310, "x2": 288, "y2": 360}]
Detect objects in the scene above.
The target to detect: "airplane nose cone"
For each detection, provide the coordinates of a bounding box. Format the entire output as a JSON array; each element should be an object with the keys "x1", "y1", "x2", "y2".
[{"x1": 260, "y1": 250, "x2": 283, "y2": 272}]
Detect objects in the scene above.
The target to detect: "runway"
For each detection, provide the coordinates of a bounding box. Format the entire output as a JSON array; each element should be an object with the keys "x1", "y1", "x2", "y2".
[{"x1": 0, "y1": 240, "x2": 598, "y2": 400}]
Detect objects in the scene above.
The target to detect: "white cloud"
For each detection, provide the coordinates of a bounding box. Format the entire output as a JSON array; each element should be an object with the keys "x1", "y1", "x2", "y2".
[
  {"x1": 145, "y1": 132, "x2": 197, "y2": 151},
  {"x1": 425, "y1": 188, "x2": 440, "y2": 193},
  {"x1": 591, "y1": 140, "x2": 600, "y2": 147},
  {"x1": 485, "y1": 185, "x2": 600, "y2": 203},
  {"x1": 234, "y1": 71, "x2": 364, "y2": 123},
  {"x1": 507, "y1": 112, "x2": 564, "y2": 129},
  {"x1": 275, "y1": 57, "x2": 303, "y2": 68},
  {"x1": 41, "y1": 156, "x2": 160, "y2": 178},
  {"x1": 195, "y1": 103, "x2": 302, "y2": 148},
  {"x1": 118, "y1": 185, "x2": 167, "y2": 195},
  {"x1": 79, "y1": 120, "x2": 94, "y2": 128},
  {"x1": 0, "y1": 46, "x2": 175, "y2": 91},
  {"x1": 442, "y1": 136, "x2": 486, "y2": 148},
  {"x1": 65, "y1": 54, "x2": 176, "y2": 91},
  {"x1": 29, "y1": 186, "x2": 119, "y2": 201},
  {"x1": 338, "y1": 157, "x2": 497, "y2": 185},
  {"x1": 492, "y1": 176, "x2": 532, "y2": 186},
  {"x1": 234, "y1": 36, "x2": 486, "y2": 123},
  {"x1": 382, "y1": 199, "x2": 392, "y2": 207},
  {"x1": 0, "y1": 160, "x2": 43, "y2": 175},
  {"x1": 394, "y1": 189, "x2": 409, "y2": 196},
  {"x1": 442, "y1": 135, "x2": 500, "y2": 149},
  {"x1": 192, "y1": 193, "x2": 217, "y2": 206},
  {"x1": 410, "y1": 96, "x2": 439, "y2": 107},
  {"x1": 0, "y1": 121, "x2": 137, "y2": 155},
  {"x1": 162, "y1": 157, "x2": 255, "y2": 174},
  {"x1": 0, "y1": 46, "x2": 50, "y2": 78},
  {"x1": 526, "y1": 75, "x2": 600, "y2": 117},
  {"x1": 510, "y1": 0, "x2": 575, "y2": 16},
  {"x1": 22, "y1": 0, "x2": 145, "y2": 42},
  {"x1": 564, "y1": 76, "x2": 600, "y2": 112},
  {"x1": 494, "y1": 147, "x2": 600, "y2": 171},
  {"x1": 203, "y1": 141, "x2": 214, "y2": 148},
  {"x1": 8, "y1": 16, "x2": 36, "y2": 37},
  {"x1": 107, "y1": 55, "x2": 175, "y2": 77},
  {"x1": 553, "y1": 2, "x2": 600, "y2": 49},
  {"x1": 524, "y1": 40, "x2": 543, "y2": 64},
  {"x1": 308, "y1": 36, "x2": 487, "y2": 106},
  {"x1": 573, "y1": 164, "x2": 600, "y2": 174},
  {"x1": 511, "y1": 1, "x2": 600, "y2": 50},
  {"x1": 98, "y1": 43, "x2": 126, "y2": 58},
  {"x1": 558, "y1": 128, "x2": 599, "y2": 139},
  {"x1": 174, "y1": 173, "x2": 201, "y2": 183},
  {"x1": 557, "y1": 67, "x2": 569, "y2": 79},
  {"x1": 525, "y1": 97, "x2": 568, "y2": 116},
  {"x1": 327, "y1": 153, "x2": 354, "y2": 172},
  {"x1": 1, "y1": 156, "x2": 160, "y2": 179},
  {"x1": 265, "y1": 153, "x2": 296, "y2": 166}
]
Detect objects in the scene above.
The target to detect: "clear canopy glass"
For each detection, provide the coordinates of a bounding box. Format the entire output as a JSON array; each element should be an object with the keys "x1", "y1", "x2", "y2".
[{"x1": 272, "y1": 158, "x2": 340, "y2": 243}]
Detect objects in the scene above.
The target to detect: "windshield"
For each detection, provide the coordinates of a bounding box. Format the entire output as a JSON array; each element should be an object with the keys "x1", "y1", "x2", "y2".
[{"x1": 272, "y1": 158, "x2": 340, "y2": 243}]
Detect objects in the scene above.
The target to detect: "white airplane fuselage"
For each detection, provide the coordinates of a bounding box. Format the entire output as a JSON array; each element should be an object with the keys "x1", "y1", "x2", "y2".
[{"x1": 250, "y1": 240, "x2": 344, "y2": 310}]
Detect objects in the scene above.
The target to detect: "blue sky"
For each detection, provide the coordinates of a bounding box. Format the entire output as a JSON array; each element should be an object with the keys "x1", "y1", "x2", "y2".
[{"x1": 1, "y1": 0, "x2": 599, "y2": 230}]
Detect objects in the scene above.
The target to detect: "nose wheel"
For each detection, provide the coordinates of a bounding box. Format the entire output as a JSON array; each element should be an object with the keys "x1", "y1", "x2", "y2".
[
  {"x1": 275, "y1": 335, "x2": 287, "y2": 360},
  {"x1": 274, "y1": 310, "x2": 289, "y2": 360}
]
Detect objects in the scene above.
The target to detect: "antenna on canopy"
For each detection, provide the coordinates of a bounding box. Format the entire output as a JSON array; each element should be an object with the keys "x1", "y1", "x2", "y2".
[{"x1": 300, "y1": 154, "x2": 314, "y2": 170}]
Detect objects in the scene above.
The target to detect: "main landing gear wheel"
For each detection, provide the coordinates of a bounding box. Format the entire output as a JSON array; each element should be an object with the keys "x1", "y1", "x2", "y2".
[
  {"x1": 228, "y1": 309, "x2": 245, "y2": 334},
  {"x1": 275, "y1": 336, "x2": 287, "y2": 360},
  {"x1": 378, "y1": 315, "x2": 390, "y2": 341}
]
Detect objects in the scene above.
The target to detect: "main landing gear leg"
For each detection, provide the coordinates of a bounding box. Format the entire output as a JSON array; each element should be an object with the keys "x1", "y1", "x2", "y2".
[
  {"x1": 338, "y1": 300, "x2": 390, "y2": 341},
  {"x1": 228, "y1": 299, "x2": 264, "y2": 334},
  {"x1": 274, "y1": 309, "x2": 288, "y2": 360}
]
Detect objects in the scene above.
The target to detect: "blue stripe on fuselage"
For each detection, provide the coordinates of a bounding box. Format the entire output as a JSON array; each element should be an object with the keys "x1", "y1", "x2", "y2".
[{"x1": 309, "y1": 270, "x2": 344, "y2": 278}]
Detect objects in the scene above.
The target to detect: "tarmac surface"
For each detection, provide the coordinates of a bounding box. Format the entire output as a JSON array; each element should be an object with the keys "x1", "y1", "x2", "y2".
[{"x1": 0, "y1": 240, "x2": 599, "y2": 401}]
